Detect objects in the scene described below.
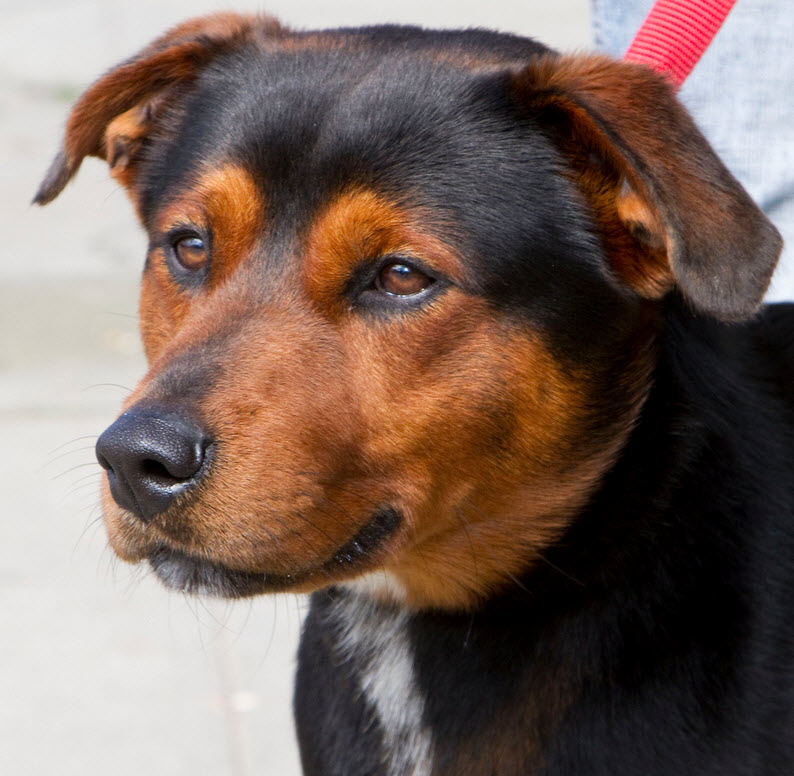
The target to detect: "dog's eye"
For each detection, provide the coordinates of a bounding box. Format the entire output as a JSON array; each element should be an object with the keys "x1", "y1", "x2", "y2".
[
  {"x1": 173, "y1": 235, "x2": 208, "y2": 272},
  {"x1": 376, "y1": 262, "x2": 432, "y2": 296}
]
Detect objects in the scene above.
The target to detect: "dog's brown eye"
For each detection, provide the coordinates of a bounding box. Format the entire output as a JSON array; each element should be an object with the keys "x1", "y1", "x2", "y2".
[
  {"x1": 376, "y1": 262, "x2": 432, "y2": 296},
  {"x1": 174, "y1": 235, "x2": 208, "y2": 271}
]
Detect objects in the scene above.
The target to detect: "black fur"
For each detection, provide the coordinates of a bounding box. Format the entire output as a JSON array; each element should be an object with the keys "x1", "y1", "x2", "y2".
[
  {"x1": 296, "y1": 296, "x2": 794, "y2": 775},
  {"x1": 40, "y1": 19, "x2": 793, "y2": 775},
  {"x1": 127, "y1": 27, "x2": 794, "y2": 774}
]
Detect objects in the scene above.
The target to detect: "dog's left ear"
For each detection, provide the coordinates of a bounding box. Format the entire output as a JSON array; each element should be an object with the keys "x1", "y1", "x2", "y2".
[
  {"x1": 34, "y1": 12, "x2": 279, "y2": 206},
  {"x1": 513, "y1": 55, "x2": 782, "y2": 321}
]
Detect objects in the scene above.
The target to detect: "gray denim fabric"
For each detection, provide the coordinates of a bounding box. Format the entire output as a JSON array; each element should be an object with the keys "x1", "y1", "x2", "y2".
[{"x1": 591, "y1": 0, "x2": 794, "y2": 300}]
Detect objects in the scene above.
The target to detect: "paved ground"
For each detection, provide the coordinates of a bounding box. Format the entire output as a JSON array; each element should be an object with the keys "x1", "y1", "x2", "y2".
[{"x1": 0, "y1": 2, "x2": 590, "y2": 774}]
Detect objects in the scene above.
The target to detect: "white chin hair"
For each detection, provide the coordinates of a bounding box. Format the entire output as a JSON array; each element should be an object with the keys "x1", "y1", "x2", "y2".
[{"x1": 343, "y1": 570, "x2": 407, "y2": 604}]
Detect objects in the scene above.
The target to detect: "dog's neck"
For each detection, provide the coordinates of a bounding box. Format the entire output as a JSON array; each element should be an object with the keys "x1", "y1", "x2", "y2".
[
  {"x1": 319, "y1": 584, "x2": 565, "y2": 775},
  {"x1": 330, "y1": 591, "x2": 434, "y2": 776}
]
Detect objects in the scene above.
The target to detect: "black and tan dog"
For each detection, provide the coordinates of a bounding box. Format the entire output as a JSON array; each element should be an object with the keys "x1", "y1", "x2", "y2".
[{"x1": 37, "y1": 12, "x2": 793, "y2": 774}]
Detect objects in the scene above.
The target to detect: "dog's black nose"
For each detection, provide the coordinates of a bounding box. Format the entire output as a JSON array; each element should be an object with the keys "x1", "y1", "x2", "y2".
[{"x1": 95, "y1": 407, "x2": 211, "y2": 522}]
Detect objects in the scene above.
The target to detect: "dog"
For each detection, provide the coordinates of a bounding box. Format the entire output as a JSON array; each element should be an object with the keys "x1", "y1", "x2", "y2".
[{"x1": 36, "y1": 12, "x2": 794, "y2": 775}]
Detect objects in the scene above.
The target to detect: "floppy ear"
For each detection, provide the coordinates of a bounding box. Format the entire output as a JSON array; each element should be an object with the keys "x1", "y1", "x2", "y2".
[
  {"x1": 34, "y1": 12, "x2": 279, "y2": 205},
  {"x1": 513, "y1": 55, "x2": 782, "y2": 321}
]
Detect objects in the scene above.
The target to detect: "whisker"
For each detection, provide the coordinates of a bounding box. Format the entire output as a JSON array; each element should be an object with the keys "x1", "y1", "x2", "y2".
[
  {"x1": 294, "y1": 510, "x2": 337, "y2": 545},
  {"x1": 99, "y1": 310, "x2": 138, "y2": 321},
  {"x1": 463, "y1": 613, "x2": 475, "y2": 650},
  {"x1": 535, "y1": 553, "x2": 585, "y2": 587},
  {"x1": 52, "y1": 461, "x2": 101, "y2": 481},
  {"x1": 76, "y1": 499, "x2": 104, "y2": 515},
  {"x1": 47, "y1": 435, "x2": 99, "y2": 456},
  {"x1": 64, "y1": 472, "x2": 102, "y2": 497},
  {"x1": 233, "y1": 599, "x2": 255, "y2": 645},
  {"x1": 454, "y1": 505, "x2": 480, "y2": 583},
  {"x1": 504, "y1": 571, "x2": 531, "y2": 593},
  {"x1": 296, "y1": 492, "x2": 351, "y2": 531},
  {"x1": 82, "y1": 383, "x2": 133, "y2": 394},
  {"x1": 197, "y1": 596, "x2": 233, "y2": 633},
  {"x1": 73, "y1": 510, "x2": 105, "y2": 556},
  {"x1": 270, "y1": 514, "x2": 335, "y2": 585},
  {"x1": 183, "y1": 593, "x2": 208, "y2": 645},
  {"x1": 42, "y1": 444, "x2": 98, "y2": 470},
  {"x1": 462, "y1": 499, "x2": 584, "y2": 586},
  {"x1": 261, "y1": 596, "x2": 279, "y2": 661},
  {"x1": 316, "y1": 492, "x2": 361, "y2": 527},
  {"x1": 253, "y1": 506, "x2": 287, "y2": 552},
  {"x1": 65, "y1": 481, "x2": 103, "y2": 500}
]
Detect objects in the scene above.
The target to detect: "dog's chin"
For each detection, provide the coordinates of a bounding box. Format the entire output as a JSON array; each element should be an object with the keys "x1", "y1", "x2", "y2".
[
  {"x1": 148, "y1": 546, "x2": 292, "y2": 598},
  {"x1": 145, "y1": 505, "x2": 403, "y2": 599}
]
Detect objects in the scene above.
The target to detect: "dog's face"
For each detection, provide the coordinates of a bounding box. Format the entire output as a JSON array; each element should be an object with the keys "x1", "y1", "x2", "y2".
[{"x1": 38, "y1": 13, "x2": 780, "y2": 610}]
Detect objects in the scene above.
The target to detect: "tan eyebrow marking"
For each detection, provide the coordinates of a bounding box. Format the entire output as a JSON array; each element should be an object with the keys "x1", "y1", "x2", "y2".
[
  {"x1": 156, "y1": 163, "x2": 266, "y2": 285},
  {"x1": 303, "y1": 188, "x2": 463, "y2": 315}
]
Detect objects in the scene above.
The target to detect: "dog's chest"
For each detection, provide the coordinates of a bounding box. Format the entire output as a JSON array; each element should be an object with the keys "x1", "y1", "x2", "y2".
[
  {"x1": 300, "y1": 590, "x2": 550, "y2": 775},
  {"x1": 332, "y1": 593, "x2": 434, "y2": 776}
]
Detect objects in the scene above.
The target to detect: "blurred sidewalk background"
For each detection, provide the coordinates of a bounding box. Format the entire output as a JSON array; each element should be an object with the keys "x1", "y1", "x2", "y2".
[{"x1": 0, "y1": 2, "x2": 589, "y2": 774}]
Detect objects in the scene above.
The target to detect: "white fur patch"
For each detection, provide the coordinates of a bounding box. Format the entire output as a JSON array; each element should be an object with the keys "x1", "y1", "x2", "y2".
[
  {"x1": 331, "y1": 592, "x2": 433, "y2": 776},
  {"x1": 343, "y1": 569, "x2": 407, "y2": 604}
]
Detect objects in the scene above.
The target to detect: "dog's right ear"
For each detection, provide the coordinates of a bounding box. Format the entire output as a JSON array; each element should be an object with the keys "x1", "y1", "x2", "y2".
[{"x1": 34, "y1": 12, "x2": 279, "y2": 205}]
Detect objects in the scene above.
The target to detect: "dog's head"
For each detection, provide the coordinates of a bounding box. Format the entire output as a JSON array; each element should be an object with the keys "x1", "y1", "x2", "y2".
[{"x1": 38, "y1": 13, "x2": 780, "y2": 610}]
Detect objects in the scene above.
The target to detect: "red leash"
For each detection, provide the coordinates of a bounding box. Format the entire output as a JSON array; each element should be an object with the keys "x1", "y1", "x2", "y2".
[{"x1": 624, "y1": 0, "x2": 737, "y2": 88}]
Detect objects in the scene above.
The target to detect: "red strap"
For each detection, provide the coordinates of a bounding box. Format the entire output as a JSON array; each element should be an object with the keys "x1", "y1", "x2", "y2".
[{"x1": 624, "y1": 0, "x2": 737, "y2": 89}]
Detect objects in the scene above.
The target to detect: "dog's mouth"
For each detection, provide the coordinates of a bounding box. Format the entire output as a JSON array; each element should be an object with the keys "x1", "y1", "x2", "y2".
[{"x1": 146, "y1": 505, "x2": 402, "y2": 598}]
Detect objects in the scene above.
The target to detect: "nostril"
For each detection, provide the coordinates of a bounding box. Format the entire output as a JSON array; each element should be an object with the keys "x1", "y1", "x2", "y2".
[
  {"x1": 95, "y1": 406, "x2": 212, "y2": 522},
  {"x1": 141, "y1": 457, "x2": 181, "y2": 484}
]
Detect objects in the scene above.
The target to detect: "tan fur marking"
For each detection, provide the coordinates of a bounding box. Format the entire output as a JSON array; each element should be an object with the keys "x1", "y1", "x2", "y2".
[
  {"x1": 355, "y1": 322, "x2": 642, "y2": 609},
  {"x1": 193, "y1": 165, "x2": 265, "y2": 284},
  {"x1": 107, "y1": 189, "x2": 652, "y2": 611},
  {"x1": 304, "y1": 188, "x2": 463, "y2": 316},
  {"x1": 104, "y1": 106, "x2": 149, "y2": 184},
  {"x1": 135, "y1": 164, "x2": 264, "y2": 363}
]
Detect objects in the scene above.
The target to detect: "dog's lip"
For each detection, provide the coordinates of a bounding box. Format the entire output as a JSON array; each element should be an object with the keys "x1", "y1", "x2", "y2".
[
  {"x1": 148, "y1": 546, "x2": 271, "y2": 597},
  {"x1": 146, "y1": 505, "x2": 402, "y2": 597}
]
